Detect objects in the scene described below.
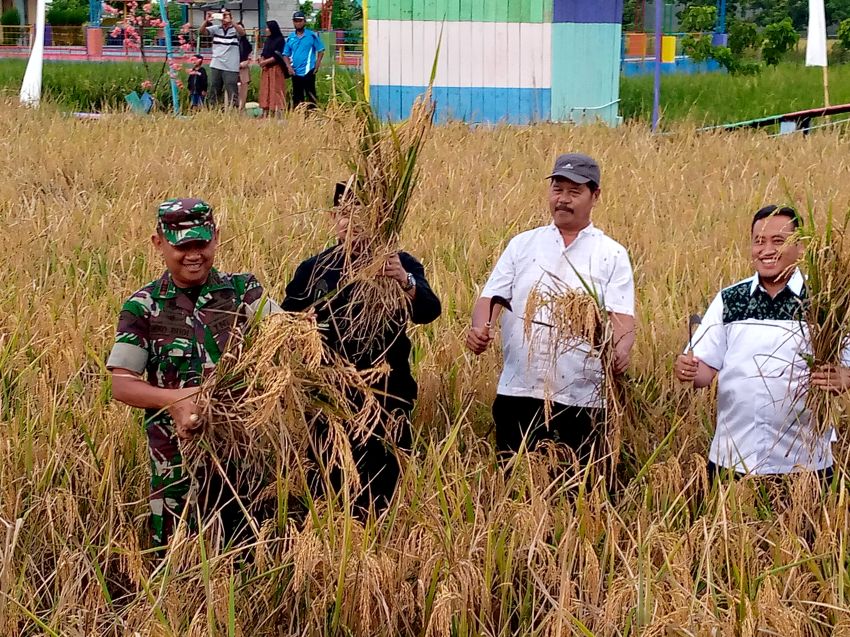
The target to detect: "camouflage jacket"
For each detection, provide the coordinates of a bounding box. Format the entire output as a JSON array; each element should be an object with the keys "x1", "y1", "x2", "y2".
[{"x1": 107, "y1": 269, "x2": 274, "y2": 427}]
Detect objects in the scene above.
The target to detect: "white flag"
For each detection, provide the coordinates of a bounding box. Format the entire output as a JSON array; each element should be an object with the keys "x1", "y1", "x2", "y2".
[
  {"x1": 19, "y1": 0, "x2": 46, "y2": 106},
  {"x1": 806, "y1": 0, "x2": 828, "y2": 67}
]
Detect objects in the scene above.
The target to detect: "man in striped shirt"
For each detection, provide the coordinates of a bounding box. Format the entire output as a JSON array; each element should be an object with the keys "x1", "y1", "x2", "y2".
[{"x1": 200, "y1": 10, "x2": 245, "y2": 108}]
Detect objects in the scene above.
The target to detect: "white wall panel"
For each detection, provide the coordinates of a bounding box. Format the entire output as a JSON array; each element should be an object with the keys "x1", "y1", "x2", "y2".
[{"x1": 368, "y1": 19, "x2": 552, "y2": 89}]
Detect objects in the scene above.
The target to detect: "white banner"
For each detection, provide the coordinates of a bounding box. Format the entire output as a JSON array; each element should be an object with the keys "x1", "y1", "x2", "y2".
[
  {"x1": 806, "y1": 0, "x2": 828, "y2": 67},
  {"x1": 19, "y1": 0, "x2": 46, "y2": 106}
]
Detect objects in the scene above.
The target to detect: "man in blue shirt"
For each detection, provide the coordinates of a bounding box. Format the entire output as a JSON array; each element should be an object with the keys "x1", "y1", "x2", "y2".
[{"x1": 283, "y1": 10, "x2": 325, "y2": 108}]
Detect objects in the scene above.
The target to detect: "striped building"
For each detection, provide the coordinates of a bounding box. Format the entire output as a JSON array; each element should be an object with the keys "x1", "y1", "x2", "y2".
[{"x1": 365, "y1": 0, "x2": 623, "y2": 125}]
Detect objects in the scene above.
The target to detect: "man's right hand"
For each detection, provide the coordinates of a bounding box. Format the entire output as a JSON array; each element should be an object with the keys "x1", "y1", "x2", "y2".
[
  {"x1": 167, "y1": 387, "x2": 202, "y2": 440},
  {"x1": 674, "y1": 353, "x2": 700, "y2": 384},
  {"x1": 466, "y1": 326, "x2": 493, "y2": 355}
]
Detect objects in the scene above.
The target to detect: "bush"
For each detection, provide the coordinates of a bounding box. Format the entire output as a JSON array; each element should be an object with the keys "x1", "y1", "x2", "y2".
[
  {"x1": 728, "y1": 20, "x2": 760, "y2": 57},
  {"x1": 0, "y1": 7, "x2": 21, "y2": 25},
  {"x1": 680, "y1": 5, "x2": 717, "y2": 32},
  {"x1": 839, "y1": 18, "x2": 850, "y2": 50},
  {"x1": 762, "y1": 18, "x2": 799, "y2": 66},
  {"x1": 46, "y1": 0, "x2": 89, "y2": 26}
]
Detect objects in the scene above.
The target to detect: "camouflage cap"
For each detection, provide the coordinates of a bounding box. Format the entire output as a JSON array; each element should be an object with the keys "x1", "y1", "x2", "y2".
[{"x1": 157, "y1": 198, "x2": 216, "y2": 246}]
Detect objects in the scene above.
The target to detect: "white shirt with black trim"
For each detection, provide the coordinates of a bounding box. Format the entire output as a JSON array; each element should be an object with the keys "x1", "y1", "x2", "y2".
[
  {"x1": 691, "y1": 269, "x2": 848, "y2": 474},
  {"x1": 481, "y1": 223, "x2": 634, "y2": 409}
]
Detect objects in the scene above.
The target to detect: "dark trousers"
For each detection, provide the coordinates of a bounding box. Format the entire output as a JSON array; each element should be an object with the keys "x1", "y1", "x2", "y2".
[
  {"x1": 493, "y1": 394, "x2": 602, "y2": 462},
  {"x1": 209, "y1": 67, "x2": 239, "y2": 108},
  {"x1": 291, "y1": 71, "x2": 318, "y2": 108},
  {"x1": 706, "y1": 460, "x2": 834, "y2": 486},
  {"x1": 309, "y1": 404, "x2": 412, "y2": 516}
]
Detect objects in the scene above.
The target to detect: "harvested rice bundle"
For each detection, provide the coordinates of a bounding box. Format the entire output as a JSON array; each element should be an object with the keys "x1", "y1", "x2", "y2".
[
  {"x1": 523, "y1": 275, "x2": 627, "y2": 473},
  {"x1": 185, "y1": 312, "x2": 389, "y2": 495},
  {"x1": 800, "y1": 209, "x2": 850, "y2": 435},
  {"x1": 332, "y1": 93, "x2": 436, "y2": 346}
]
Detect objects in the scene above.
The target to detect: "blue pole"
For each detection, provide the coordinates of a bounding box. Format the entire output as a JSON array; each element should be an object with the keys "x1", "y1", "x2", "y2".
[
  {"x1": 158, "y1": 0, "x2": 180, "y2": 115},
  {"x1": 651, "y1": 0, "x2": 662, "y2": 131},
  {"x1": 717, "y1": 0, "x2": 727, "y2": 32}
]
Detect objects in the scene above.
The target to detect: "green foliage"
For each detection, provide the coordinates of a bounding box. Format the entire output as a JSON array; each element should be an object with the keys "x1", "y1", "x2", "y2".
[
  {"x1": 680, "y1": 5, "x2": 717, "y2": 32},
  {"x1": 839, "y1": 18, "x2": 850, "y2": 49},
  {"x1": 681, "y1": 34, "x2": 715, "y2": 62},
  {"x1": 729, "y1": 20, "x2": 761, "y2": 56},
  {"x1": 762, "y1": 18, "x2": 799, "y2": 66},
  {"x1": 828, "y1": 0, "x2": 850, "y2": 23},
  {"x1": 46, "y1": 0, "x2": 89, "y2": 26},
  {"x1": 0, "y1": 60, "x2": 361, "y2": 112},
  {"x1": 330, "y1": 0, "x2": 362, "y2": 31},
  {"x1": 0, "y1": 7, "x2": 21, "y2": 26}
]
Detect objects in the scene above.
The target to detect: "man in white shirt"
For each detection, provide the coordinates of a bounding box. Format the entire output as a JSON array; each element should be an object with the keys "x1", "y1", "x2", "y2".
[
  {"x1": 466, "y1": 153, "x2": 636, "y2": 459},
  {"x1": 675, "y1": 205, "x2": 850, "y2": 480}
]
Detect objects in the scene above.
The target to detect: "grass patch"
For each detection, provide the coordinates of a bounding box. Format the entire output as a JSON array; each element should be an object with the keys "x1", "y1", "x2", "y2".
[
  {"x1": 0, "y1": 58, "x2": 361, "y2": 111},
  {"x1": 620, "y1": 62, "x2": 850, "y2": 125}
]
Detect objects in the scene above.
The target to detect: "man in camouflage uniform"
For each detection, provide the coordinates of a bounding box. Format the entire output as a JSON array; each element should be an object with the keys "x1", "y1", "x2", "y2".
[{"x1": 107, "y1": 198, "x2": 280, "y2": 548}]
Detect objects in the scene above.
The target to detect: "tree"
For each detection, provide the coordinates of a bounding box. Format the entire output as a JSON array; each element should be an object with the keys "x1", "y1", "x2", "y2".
[
  {"x1": 46, "y1": 0, "x2": 89, "y2": 26},
  {"x1": 762, "y1": 17, "x2": 799, "y2": 65},
  {"x1": 728, "y1": 19, "x2": 760, "y2": 56}
]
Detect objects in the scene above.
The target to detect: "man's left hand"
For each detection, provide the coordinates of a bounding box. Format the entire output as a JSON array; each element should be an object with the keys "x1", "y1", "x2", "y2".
[
  {"x1": 381, "y1": 254, "x2": 409, "y2": 286},
  {"x1": 811, "y1": 364, "x2": 850, "y2": 394}
]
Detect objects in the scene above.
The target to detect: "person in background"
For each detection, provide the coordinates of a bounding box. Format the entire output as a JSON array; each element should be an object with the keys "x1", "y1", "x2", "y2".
[
  {"x1": 199, "y1": 9, "x2": 245, "y2": 109},
  {"x1": 237, "y1": 22, "x2": 253, "y2": 110},
  {"x1": 283, "y1": 10, "x2": 325, "y2": 109},
  {"x1": 187, "y1": 54, "x2": 208, "y2": 109},
  {"x1": 258, "y1": 20, "x2": 288, "y2": 116}
]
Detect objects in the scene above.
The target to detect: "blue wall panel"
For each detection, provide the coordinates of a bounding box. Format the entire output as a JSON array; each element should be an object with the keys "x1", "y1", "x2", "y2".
[
  {"x1": 370, "y1": 85, "x2": 552, "y2": 123},
  {"x1": 553, "y1": 0, "x2": 623, "y2": 24}
]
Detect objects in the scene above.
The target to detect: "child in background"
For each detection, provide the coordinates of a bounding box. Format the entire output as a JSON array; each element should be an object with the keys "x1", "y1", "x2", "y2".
[{"x1": 188, "y1": 54, "x2": 208, "y2": 108}]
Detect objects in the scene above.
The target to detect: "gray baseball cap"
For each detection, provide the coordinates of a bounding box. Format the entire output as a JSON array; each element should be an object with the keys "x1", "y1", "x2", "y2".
[
  {"x1": 292, "y1": 10, "x2": 306, "y2": 19},
  {"x1": 546, "y1": 153, "x2": 601, "y2": 186}
]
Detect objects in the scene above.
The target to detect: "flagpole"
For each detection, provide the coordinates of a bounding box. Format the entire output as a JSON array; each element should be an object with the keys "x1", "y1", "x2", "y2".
[{"x1": 651, "y1": 0, "x2": 663, "y2": 131}]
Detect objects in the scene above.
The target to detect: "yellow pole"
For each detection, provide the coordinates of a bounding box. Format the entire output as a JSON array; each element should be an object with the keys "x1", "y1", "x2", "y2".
[
  {"x1": 362, "y1": 0, "x2": 369, "y2": 102},
  {"x1": 822, "y1": 64, "x2": 830, "y2": 108}
]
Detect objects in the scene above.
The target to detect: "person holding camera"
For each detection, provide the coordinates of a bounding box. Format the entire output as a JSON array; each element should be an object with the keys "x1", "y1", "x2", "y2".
[{"x1": 199, "y1": 9, "x2": 245, "y2": 109}]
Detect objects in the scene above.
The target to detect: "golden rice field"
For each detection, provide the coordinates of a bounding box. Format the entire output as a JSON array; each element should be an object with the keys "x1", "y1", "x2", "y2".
[{"x1": 2, "y1": 100, "x2": 850, "y2": 636}]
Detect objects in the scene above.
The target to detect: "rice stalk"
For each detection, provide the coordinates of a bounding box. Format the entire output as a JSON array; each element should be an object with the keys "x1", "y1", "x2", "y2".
[
  {"x1": 329, "y1": 92, "x2": 436, "y2": 352},
  {"x1": 799, "y1": 207, "x2": 850, "y2": 436},
  {"x1": 523, "y1": 272, "x2": 626, "y2": 476},
  {"x1": 186, "y1": 312, "x2": 390, "y2": 504}
]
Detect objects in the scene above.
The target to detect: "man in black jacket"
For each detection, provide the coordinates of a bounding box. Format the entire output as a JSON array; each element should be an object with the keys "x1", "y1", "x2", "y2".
[{"x1": 282, "y1": 182, "x2": 441, "y2": 513}]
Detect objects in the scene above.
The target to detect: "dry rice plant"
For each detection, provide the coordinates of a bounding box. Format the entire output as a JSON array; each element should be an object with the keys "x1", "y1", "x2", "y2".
[
  {"x1": 800, "y1": 207, "x2": 850, "y2": 435},
  {"x1": 523, "y1": 274, "x2": 627, "y2": 473},
  {"x1": 4, "y1": 102, "x2": 850, "y2": 636},
  {"x1": 188, "y1": 311, "x2": 389, "y2": 499},
  {"x1": 329, "y1": 93, "x2": 436, "y2": 352}
]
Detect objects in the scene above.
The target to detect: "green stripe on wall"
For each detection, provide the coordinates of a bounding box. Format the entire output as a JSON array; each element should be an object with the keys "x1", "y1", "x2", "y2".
[
  {"x1": 550, "y1": 22, "x2": 622, "y2": 125},
  {"x1": 369, "y1": 0, "x2": 553, "y2": 23}
]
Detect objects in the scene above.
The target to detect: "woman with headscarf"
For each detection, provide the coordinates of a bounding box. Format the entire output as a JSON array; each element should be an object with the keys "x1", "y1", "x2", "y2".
[{"x1": 258, "y1": 20, "x2": 288, "y2": 116}]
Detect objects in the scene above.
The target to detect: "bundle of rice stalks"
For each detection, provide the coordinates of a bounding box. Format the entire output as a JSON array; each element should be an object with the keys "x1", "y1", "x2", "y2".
[
  {"x1": 185, "y1": 312, "x2": 389, "y2": 503},
  {"x1": 523, "y1": 273, "x2": 628, "y2": 475},
  {"x1": 800, "y1": 208, "x2": 850, "y2": 435},
  {"x1": 332, "y1": 92, "x2": 436, "y2": 344}
]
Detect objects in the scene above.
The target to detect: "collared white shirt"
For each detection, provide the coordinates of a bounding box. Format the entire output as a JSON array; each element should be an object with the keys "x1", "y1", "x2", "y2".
[
  {"x1": 482, "y1": 223, "x2": 634, "y2": 408},
  {"x1": 692, "y1": 269, "x2": 848, "y2": 474}
]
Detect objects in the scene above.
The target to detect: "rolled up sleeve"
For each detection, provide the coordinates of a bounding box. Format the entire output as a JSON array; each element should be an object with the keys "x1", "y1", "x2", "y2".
[
  {"x1": 481, "y1": 241, "x2": 516, "y2": 301},
  {"x1": 690, "y1": 293, "x2": 726, "y2": 371}
]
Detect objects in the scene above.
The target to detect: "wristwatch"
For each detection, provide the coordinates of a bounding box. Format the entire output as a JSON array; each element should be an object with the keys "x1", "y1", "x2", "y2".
[{"x1": 401, "y1": 272, "x2": 416, "y2": 291}]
